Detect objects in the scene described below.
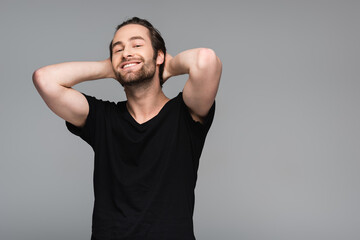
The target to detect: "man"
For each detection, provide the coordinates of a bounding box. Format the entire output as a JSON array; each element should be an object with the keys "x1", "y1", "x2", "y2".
[{"x1": 33, "y1": 17, "x2": 222, "y2": 240}]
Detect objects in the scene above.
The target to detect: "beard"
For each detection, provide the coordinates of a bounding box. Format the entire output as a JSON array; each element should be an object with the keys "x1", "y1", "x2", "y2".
[{"x1": 114, "y1": 56, "x2": 156, "y2": 87}]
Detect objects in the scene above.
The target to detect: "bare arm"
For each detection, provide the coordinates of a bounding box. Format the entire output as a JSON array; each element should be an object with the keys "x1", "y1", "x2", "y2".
[
  {"x1": 163, "y1": 48, "x2": 222, "y2": 123},
  {"x1": 32, "y1": 59, "x2": 115, "y2": 127}
]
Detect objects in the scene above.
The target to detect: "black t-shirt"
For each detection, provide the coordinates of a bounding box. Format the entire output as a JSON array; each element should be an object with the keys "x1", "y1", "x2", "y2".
[{"x1": 66, "y1": 92, "x2": 215, "y2": 240}]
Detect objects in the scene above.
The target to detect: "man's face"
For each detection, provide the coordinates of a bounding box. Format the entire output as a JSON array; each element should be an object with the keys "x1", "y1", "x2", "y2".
[{"x1": 111, "y1": 24, "x2": 157, "y2": 87}]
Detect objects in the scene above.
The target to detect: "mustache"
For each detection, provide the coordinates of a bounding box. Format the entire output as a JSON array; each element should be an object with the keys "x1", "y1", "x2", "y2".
[{"x1": 120, "y1": 57, "x2": 144, "y2": 64}]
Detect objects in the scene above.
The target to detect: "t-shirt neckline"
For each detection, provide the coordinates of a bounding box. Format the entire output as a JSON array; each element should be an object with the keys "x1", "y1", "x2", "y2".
[{"x1": 124, "y1": 96, "x2": 176, "y2": 127}]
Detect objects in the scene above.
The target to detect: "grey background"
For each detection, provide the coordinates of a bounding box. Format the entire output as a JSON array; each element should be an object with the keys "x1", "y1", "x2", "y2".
[{"x1": 1, "y1": 0, "x2": 359, "y2": 239}]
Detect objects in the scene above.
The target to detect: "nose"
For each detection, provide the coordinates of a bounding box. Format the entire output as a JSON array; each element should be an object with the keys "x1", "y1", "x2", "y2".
[{"x1": 122, "y1": 45, "x2": 133, "y2": 59}]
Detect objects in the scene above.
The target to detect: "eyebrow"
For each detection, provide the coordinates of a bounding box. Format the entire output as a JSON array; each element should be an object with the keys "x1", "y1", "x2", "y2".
[{"x1": 112, "y1": 36, "x2": 145, "y2": 49}]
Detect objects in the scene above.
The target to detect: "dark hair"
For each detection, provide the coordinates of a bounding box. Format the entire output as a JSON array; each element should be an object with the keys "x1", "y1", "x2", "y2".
[{"x1": 109, "y1": 17, "x2": 166, "y2": 86}]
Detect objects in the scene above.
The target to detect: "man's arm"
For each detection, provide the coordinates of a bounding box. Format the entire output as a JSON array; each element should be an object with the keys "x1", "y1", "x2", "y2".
[
  {"x1": 163, "y1": 48, "x2": 222, "y2": 123},
  {"x1": 32, "y1": 59, "x2": 115, "y2": 127}
]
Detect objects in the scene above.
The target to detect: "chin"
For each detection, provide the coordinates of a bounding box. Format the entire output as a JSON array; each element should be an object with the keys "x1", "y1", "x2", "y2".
[
  {"x1": 115, "y1": 60, "x2": 157, "y2": 87},
  {"x1": 117, "y1": 75, "x2": 154, "y2": 87}
]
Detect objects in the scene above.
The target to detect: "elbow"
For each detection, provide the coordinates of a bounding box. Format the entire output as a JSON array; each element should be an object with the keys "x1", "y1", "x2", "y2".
[
  {"x1": 32, "y1": 67, "x2": 56, "y2": 93},
  {"x1": 195, "y1": 48, "x2": 222, "y2": 82},
  {"x1": 196, "y1": 48, "x2": 222, "y2": 72},
  {"x1": 32, "y1": 67, "x2": 45, "y2": 88}
]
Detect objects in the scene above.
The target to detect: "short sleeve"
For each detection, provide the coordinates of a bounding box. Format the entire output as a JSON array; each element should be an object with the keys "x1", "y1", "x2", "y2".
[
  {"x1": 180, "y1": 92, "x2": 216, "y2": 137},
  {"x1": 178, "y1": 92, "x2": 215, "y2": 171},
  {"x1": 65, "y1": 92, "x2": 101, "y2": 148}
]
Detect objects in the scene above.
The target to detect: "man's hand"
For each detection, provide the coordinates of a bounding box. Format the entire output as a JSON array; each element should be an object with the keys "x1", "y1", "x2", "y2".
[
  {"x1": 162, "y1": 53, "x2": 173, "y2": 83},
  {"x1": 103, "y1": 58, "x2": 117, "y2": 80}
]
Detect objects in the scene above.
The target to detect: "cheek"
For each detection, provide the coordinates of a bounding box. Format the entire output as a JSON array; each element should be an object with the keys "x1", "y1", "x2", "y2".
[
  {"x1": 112, "y1": 62, "x2": 121, "y2": 72},
  {"x1": 112, "y1": 57, "x2": 121, "y2": 69}
]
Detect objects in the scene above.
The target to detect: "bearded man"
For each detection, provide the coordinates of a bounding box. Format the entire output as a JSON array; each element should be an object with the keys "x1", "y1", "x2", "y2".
[{"x1": 33, "y1": 17, "x2": 222, "y2": 240}]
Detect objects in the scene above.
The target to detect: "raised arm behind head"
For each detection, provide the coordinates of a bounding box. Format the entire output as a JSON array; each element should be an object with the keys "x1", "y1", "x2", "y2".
[{"x1": 32, "y1": 59, "x2": 115, "y2": 127}]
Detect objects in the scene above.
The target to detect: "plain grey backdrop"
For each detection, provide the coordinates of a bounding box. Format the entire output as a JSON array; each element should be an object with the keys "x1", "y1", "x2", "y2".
[{"x1": 1, "y1": 0, "x2": 359, "y2": 239}]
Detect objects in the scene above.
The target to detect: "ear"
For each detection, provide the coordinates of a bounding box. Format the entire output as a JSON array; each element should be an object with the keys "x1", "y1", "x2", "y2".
[{"x1": 156, "y1": 50, "x2": 165, "y2": 65}]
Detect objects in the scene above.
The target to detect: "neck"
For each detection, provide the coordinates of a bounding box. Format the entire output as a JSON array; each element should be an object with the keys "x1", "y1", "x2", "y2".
[{"x1": 124, "y1": 78, "x2": 169, "y2": 124}]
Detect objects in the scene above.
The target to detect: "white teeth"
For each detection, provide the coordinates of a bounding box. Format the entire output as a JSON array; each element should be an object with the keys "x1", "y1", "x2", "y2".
[{"x1": 123, "y1": 63, "x2": 137, "y2": 68}]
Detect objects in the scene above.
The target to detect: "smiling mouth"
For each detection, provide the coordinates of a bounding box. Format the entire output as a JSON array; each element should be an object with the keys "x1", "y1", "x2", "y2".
[
  {"x1": 121, "y1": 63, "x2": 141, "y2": 73},
  {"x1": 123, "y1": 63, "x2": 139, "y2": 69},
  {"x1": 121, "y1": 60, "x2": 142, "y2": 69}
]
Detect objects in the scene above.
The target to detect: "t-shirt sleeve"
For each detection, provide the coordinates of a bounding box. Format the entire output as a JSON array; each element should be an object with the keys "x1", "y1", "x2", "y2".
[
  {"x1": 65, "y1": 92, "x2": 102, "y2": 148},
  {"x1": 179, "y1": 92, "x2": 216, "y2": 169},
  {"x1": 180, "y1": 92, "x2": 216, "y2": 137}
]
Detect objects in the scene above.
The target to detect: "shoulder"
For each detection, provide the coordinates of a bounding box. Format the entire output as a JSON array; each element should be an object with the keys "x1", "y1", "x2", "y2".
[
  {"x1": 79, "y1": 93, "x2": 127, "y2": 121},
  {"x1": 178, "y1": 92, "x2": 216, "y2": 128},
  {"x1": 83, "y1": 93, "x2": 122, "y2": 108}
]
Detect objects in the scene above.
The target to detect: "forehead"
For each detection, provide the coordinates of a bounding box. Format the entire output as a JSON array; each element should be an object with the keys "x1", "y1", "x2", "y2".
[{"x1": 113, "y1": 24, "x2": 150, "y2": 43}]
